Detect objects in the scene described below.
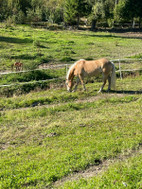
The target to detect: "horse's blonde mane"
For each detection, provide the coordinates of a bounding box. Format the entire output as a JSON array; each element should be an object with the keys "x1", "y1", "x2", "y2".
[{"x1": 66, "y1": 59, "x2": 84, "y2": 80}]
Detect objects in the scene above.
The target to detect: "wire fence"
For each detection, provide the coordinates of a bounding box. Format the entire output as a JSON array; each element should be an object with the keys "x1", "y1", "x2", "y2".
[{"x1": 0, "y1": 59, "x2": 142, "y2": 88}]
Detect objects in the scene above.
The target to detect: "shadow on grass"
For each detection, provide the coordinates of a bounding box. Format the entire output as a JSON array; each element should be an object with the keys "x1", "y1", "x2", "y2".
[
  {"x1": 11, "y1": 54, "x2": 36, "y2": 60},
  {"x1": 78, "y1": 29, "x2": 142, "y2": 40},
  {"x1": 0, "y1": 36, "x2": 33, "y2": 43},
  {"x1": 111, "y1": 90, "x2": 142, "y2": 94}
]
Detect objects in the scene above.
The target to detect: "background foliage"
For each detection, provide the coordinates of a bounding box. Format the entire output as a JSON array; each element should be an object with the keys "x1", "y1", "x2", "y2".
[{"x1": 0, "y1": 0, "x2": 142, "y2": 28}]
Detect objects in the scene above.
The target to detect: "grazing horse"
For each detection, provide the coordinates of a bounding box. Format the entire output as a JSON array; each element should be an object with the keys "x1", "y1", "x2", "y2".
[
  {"x1": 66, "y1": 58, "x2": 116, "y2": 93},
  {"x1": 11, "y1": 62, "x2": 23, "y2": 72}
]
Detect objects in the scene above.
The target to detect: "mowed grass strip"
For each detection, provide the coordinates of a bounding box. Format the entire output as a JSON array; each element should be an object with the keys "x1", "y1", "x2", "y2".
[{"x1": 0, "y1": 82, "x2": 142, "y2": 188}]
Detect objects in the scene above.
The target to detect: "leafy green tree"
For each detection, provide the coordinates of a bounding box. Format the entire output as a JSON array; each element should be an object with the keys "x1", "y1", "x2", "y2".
[
  {"x1": 114, "y1": 0, "x2": 142, "y2": 28},
  {"x1": 64, "y1": 0, "x2": 79, "y2": 26},
  {"x1": 91, "y1": 1, "x2": 105, "y2": 29},
  {"x1": 88, "y1": 0, "x2": 115, "y2": 29},
  {"x1": 0, "y1": 0, "x2": 8, "y2": 21},
  {"x1": 64, "y1": 0, "x2": 91, "y2": 27},
  {"x1": 45, "y1": 0, "x2": 64, "y2": 23},
  {"x1": 0, "y1": 0, "x2": 31, "y2": 23}
]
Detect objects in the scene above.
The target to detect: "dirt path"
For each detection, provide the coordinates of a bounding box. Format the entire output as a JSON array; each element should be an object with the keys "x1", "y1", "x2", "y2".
[{"x1": 53, "y1": 144, "x2": 142, "y2": 188}]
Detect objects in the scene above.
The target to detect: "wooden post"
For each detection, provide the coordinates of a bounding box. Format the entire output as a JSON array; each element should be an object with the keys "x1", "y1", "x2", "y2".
[
  {"x1": 119, "y1": 59, "x2": 122, "y2": 79},
  {"x1": 65, "y1": 64, "x2": 68, "y2": 75}
]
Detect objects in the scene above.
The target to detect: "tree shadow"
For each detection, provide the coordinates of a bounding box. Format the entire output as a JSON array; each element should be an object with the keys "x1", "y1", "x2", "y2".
[
  {"x1": 0, "y1": 36, "x2": 33, "y2": 43},
  {"x1": 78, "y1": 28, "x2": 142, "y2": 40}
]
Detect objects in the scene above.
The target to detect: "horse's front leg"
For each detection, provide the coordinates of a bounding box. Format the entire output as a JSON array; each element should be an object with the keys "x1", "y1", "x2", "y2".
[
  {"x1": 72, "y1": 77, "x2": 80, "y2": 92},
  {"x1": 79, "y1": 75, "x2": 86, "y2": 91}
]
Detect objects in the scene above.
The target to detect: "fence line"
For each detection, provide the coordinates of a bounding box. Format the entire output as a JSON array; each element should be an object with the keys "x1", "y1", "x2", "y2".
[
  {"x1": 0, "y1": 59, "x2": 142, "y2": 76},
  {"x1": 0, "y1": 64, "x2": 70, "y2": 75},
  {"x1": 115, "y1": 69, "x2": 142, "y2": 72},
  {"x1": 0, "y1": 77, "x2": 65, "y2": 88},
  {"x1": 0, "y1": 59, "x2": 142, "y2": 88}
]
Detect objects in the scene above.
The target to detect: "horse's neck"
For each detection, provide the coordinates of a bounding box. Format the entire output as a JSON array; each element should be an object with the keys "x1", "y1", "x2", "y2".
[{"x1": 67, "y1": 65, "x2": 75, "y2": 81}]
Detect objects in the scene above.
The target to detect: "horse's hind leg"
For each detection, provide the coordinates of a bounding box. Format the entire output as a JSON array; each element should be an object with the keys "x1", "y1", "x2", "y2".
[
  {"x1": 98, "y1": 80, "x2": 106, "y2": 93},
  {"x1": 107, "y1": 75, "x2": 111, "y2": 92},
  {"x1": 98, "y1": 74, "x2": 107, "y2": 93}
]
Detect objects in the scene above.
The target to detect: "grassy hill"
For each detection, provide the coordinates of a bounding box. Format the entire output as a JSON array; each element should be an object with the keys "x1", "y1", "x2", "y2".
[{"x1": 0, "y1": 25, "x2": 142, "y2": 188}]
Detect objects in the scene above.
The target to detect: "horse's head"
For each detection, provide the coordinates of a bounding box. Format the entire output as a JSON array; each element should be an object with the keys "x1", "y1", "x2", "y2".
[{"x1": 66, "y1": 79, "x2": 74, "y2": 92}]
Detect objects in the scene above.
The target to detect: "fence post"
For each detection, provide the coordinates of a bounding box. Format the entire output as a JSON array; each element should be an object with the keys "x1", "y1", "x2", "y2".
[
  {"x1": 119, "y1": 59, "x2": 122, "y2": 79},
  {"x1": 65, "y1": 64, "x2": 68, "y2": 75}
]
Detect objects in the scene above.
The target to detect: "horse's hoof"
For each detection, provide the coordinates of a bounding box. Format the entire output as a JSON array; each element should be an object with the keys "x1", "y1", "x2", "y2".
[
  {"x1": 98, "y1": 90, "x2": 102, "y2": 93},
  {"x1": 106, "y1": 89, "x2": 111, "y2": 93}
]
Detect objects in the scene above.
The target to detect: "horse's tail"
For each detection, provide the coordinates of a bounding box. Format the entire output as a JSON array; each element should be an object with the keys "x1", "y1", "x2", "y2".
[{"x1": 110, "y1": 62, "x2": 116, "y2": 90}]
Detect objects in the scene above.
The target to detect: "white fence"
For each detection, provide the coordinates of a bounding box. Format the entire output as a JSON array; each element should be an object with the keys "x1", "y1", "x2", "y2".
[
  {"x1": 0, "y1": 59, "x2": 142, "y2": 88},
  {"x1": 112, "y1": 59, "x2": 142, "y2": 80}
]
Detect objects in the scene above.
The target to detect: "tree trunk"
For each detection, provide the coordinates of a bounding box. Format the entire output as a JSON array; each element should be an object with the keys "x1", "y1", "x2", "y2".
[
  {"x1": 91, "y1": 19, "x2": 96, "y2": 30},
  {"x1": 77, "y1": 15, "x2": 80, "y2": 29},
  {"x1": 132, "y1": 18, "x2": 135, "y2": 29},
  {"x1": 115, "y1": 0, "x2": 119, "y2": 6},
  {"x1": 139, "y1": 17, "x2": 141, "y2": 29}
]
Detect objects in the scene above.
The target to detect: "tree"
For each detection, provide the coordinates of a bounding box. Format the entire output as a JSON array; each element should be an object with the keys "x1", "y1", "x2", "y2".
[
  {"x1": 114, "y1": 0, "x2": 142, "y2": 28},
  {"x1": 88, "y1": 0, "x2": 115, "y2": 30},
  {"x1": 45, "y1": 0, "x2": 64, "y2": 23},
  {"x1": 0, "y1": 0, "x2": 8, "y2": 21},
  {"x1": 64, "y1": 0, "x2": 91, "y2": 28}
]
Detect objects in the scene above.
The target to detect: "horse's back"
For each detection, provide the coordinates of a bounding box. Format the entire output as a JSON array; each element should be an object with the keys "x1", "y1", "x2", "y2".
[
  {"x1": 83, "y1": 58, "x2": 109, "y2": 72},
  {"x1": 73, "y1": 58, "x2": 113, "y2": 77}
]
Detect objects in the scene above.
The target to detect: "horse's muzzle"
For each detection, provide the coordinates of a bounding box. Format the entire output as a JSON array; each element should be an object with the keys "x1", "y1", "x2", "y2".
[{"x1": 67, "y1": 88, "x2": 72, "y2": 92}]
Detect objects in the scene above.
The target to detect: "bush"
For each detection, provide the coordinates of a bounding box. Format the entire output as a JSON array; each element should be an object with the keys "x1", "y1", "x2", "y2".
[{"x1": 26, "y1": 7, "x2": 42, "y2": 22}]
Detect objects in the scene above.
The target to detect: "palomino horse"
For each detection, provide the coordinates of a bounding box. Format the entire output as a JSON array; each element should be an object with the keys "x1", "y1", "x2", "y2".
[
  {"x1": 11, "y1": 62, "x2": 23, "y2": 72},
  {"x1": 66, "y1": 58, "x2": 116, "y2": 93}
]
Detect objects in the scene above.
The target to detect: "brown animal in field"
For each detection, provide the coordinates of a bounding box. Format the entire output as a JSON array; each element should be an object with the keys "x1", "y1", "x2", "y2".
[
  {"x1": 11, "y1": 62, "x2": 23, "y2": 72},
  {"x1": 66, "y1": 58, "x2": 116, "y2": 93}
]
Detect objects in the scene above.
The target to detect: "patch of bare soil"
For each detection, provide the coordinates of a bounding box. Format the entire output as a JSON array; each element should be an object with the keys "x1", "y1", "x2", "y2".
[
  {"x1": 75, "y1": 93, "x2": 125, "y2": 103},
  {"x1": 38, "y1": 63, "x2": 68, "y2": 69},
  {"x1": 53, "y1": 144, "x2": 142, "y2": 188}
]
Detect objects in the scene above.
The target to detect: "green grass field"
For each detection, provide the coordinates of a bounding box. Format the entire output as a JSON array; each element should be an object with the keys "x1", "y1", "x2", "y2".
[
  {"x1": 0, "y1": 25, "x2": 142, "y2": 189},
  {"x1": 0, "y1": 75, "x2": 142, "y2": 189},
  {"x1": 0, "y1": 24, "x2": 142, "y2": 71}
]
